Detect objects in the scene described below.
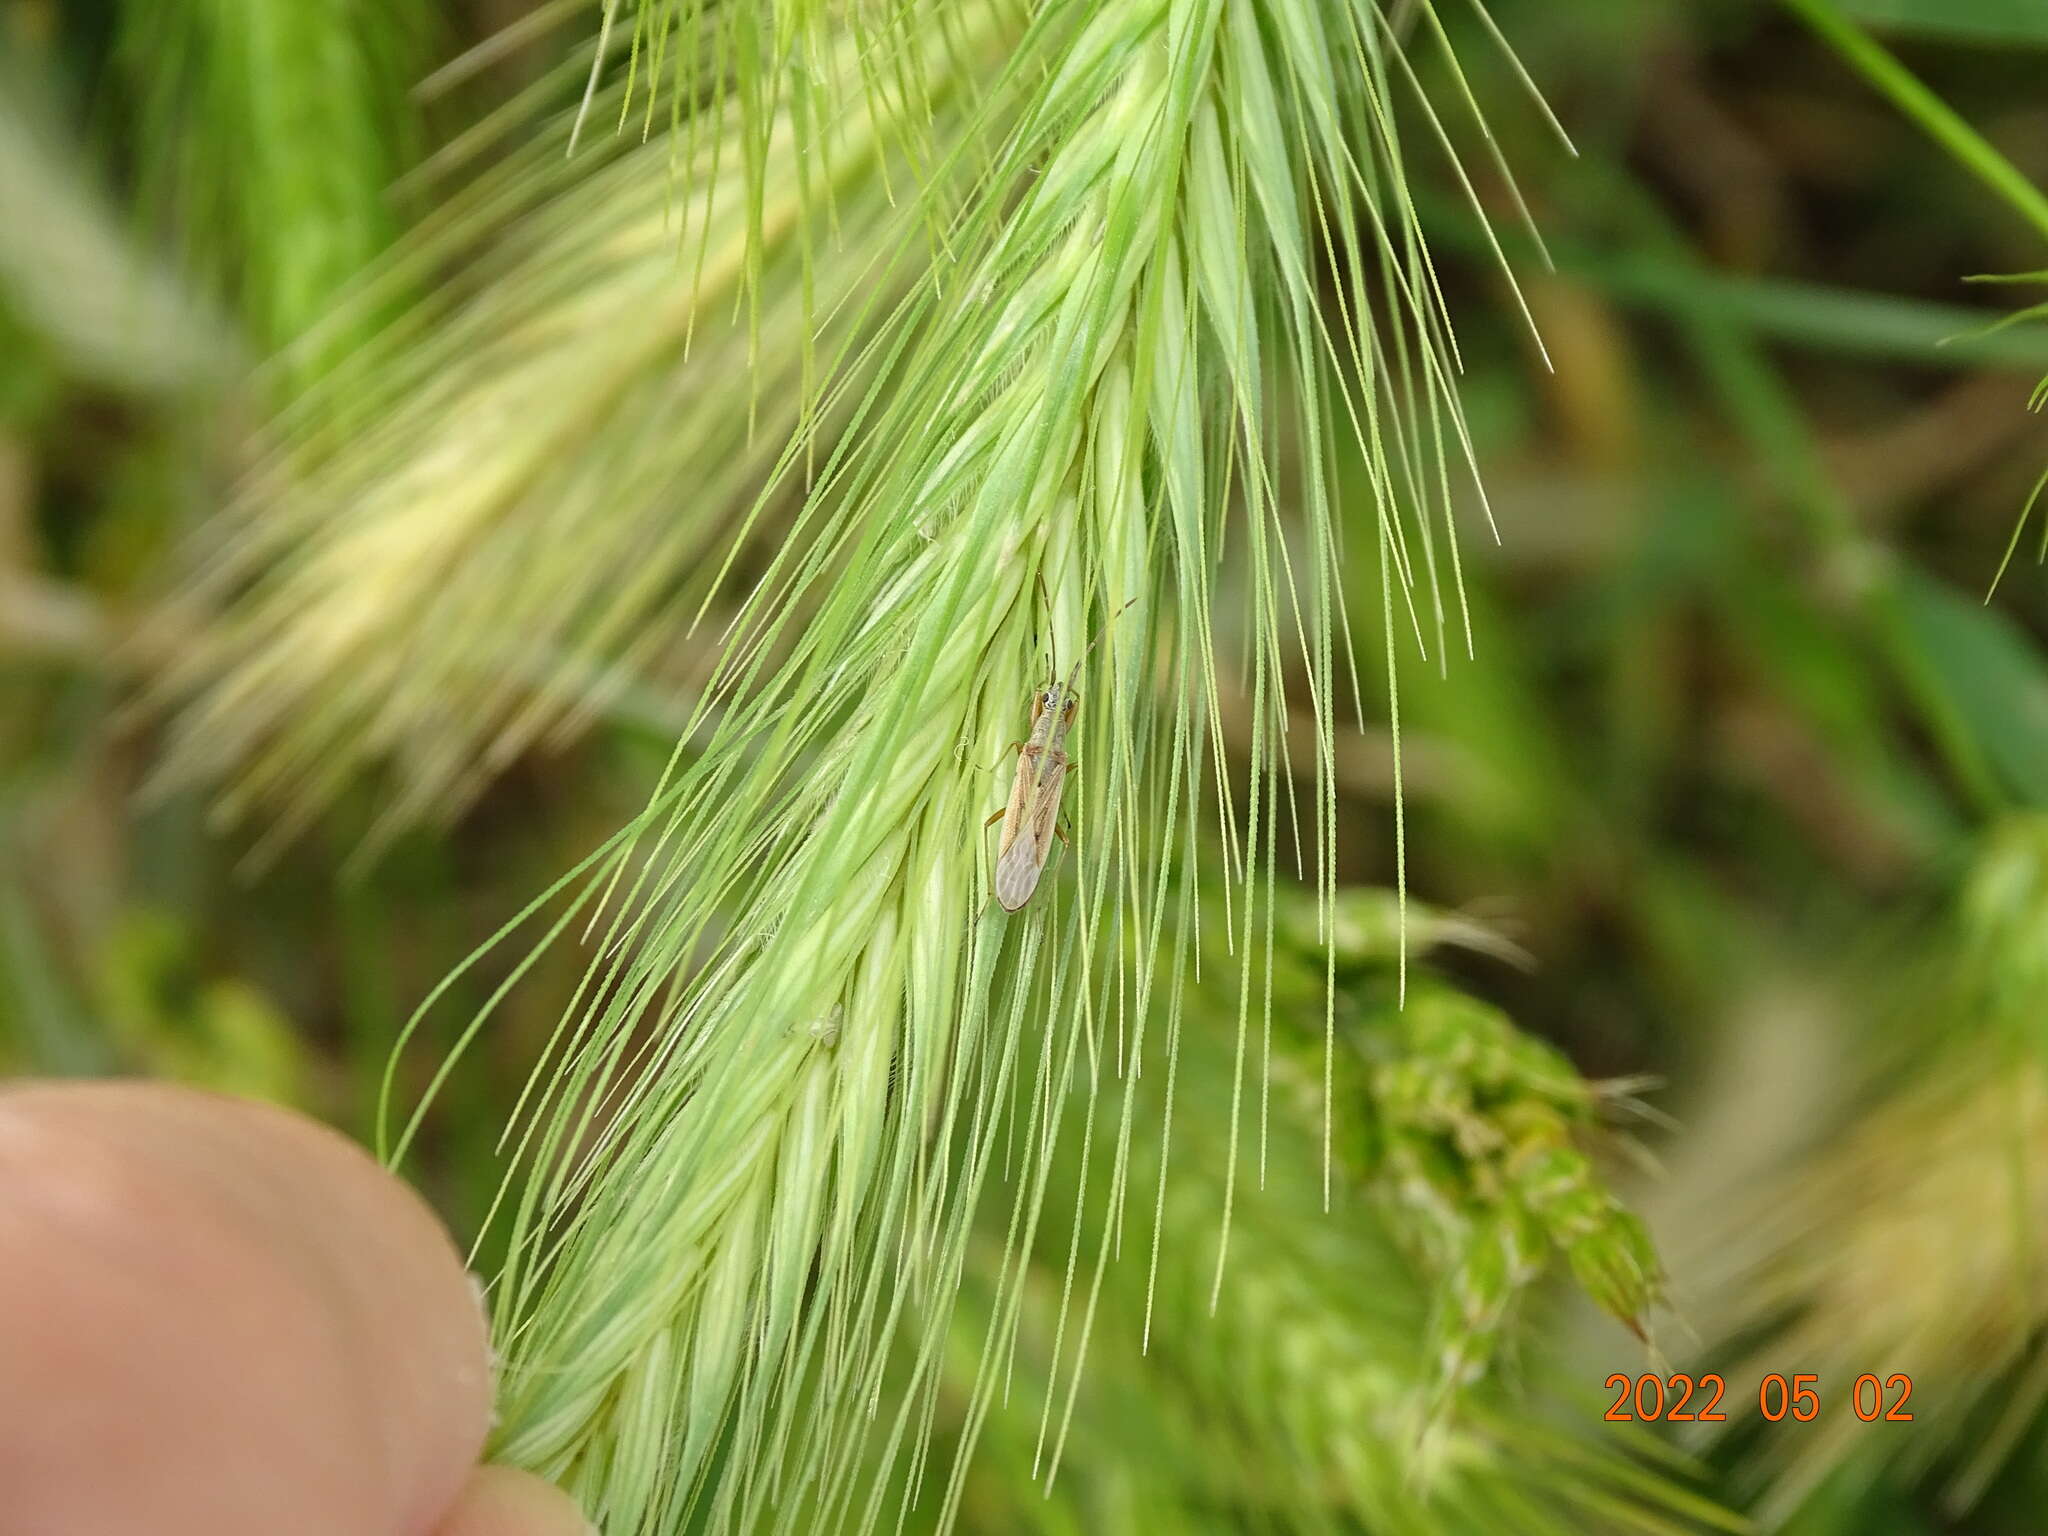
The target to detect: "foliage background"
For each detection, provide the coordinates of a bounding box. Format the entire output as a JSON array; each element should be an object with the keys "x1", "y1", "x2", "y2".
[{"x1": 4, "y1": 0, "x2": 2048, "y2": 1531}]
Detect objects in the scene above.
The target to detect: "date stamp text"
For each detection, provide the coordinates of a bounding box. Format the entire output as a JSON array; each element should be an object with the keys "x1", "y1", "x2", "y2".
[{"x1": 1603, "y1": 1373, "x2": 1914, "y2": 1424}]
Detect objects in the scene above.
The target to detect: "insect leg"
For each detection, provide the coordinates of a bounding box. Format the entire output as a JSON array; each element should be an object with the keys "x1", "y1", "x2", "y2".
[
  {"x1": 1052, "y1": 758, "x2": 1075, "y2": 845},
  {"x1": 961, "y1": 740, "x2": 1026, "y2": 775}
]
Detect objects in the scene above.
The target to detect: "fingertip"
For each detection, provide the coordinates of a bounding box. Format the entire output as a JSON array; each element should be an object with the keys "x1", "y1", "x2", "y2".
[
  {"x1": 434, "y1": 1464, "x2": 593, "y2": 1536},
  {"x1": 0, "y1": 1081, "x2": 493, "y2": 1536}
]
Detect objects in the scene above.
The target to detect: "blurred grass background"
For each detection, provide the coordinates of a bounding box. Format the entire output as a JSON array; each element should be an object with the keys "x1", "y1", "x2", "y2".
[{"x1": 4, "y1": 0, "x2": 2048, "y2": 1530}]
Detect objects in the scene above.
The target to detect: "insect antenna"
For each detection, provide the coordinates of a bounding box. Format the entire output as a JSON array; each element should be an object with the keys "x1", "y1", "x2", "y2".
[
  {"x1": 1035, "y1": 572, "x2": 1057, "y2": 681},
  {"x1": 1061, "y1": 597, "x2": 1139, "y2": 695}
]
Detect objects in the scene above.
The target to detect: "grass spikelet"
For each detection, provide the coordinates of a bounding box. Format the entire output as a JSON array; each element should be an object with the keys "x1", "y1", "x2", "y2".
[
  {"x1": 1693, "y1": 816, "x2": 2048, "y2": 1521},
  {"x1": 115, "y1": 0, "x2": 430, "y2": 389},
  {"x1": 1957, "y1": 812, "x2": 2048, "y2": 1039},
  {"x1": 1699, "y1": 1059, "x2": 2048, "y2": 1521},
  {"x1": 149, "y1": 17, "x2": 993, "y2": 854},
  {"x1": 941, "y1": 923, "x2": 1734, "y2": 1533},
  {"x1": 362, "y1": 3, "x2": 1566, "y2": 1530},
  {"x1": 0, "y1": 68, "x2": 231, "y2": 396},
  {"x1": 1962, "y1": 269, "x2": 2048, "y2": 598},
  {"x1": 1375, "y1": 989, "x2": 1661, "y2": 1390},
  {"x1": 1260, "y1": 893, "x2": 1662, "y2": 1425}
]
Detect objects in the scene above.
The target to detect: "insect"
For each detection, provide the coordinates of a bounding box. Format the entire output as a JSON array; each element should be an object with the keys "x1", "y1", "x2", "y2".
[{"x1": 984, "y1": 598, "x2": 1133, "y2": 911}]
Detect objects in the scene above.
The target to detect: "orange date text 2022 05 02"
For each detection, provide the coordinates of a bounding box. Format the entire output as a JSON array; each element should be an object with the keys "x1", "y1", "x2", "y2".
[{"x1": 1603, "y1": 1372, "x2": 1915, "y2": 1425}]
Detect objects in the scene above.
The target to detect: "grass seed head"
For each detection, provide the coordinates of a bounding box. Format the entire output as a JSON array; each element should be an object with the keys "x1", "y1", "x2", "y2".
[{"x1": 345, "y1": 0, "x2": 1586, "y2": 1527}]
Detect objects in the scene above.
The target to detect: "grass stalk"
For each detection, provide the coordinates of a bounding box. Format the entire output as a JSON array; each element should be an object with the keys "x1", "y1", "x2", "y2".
[{"x1": 1779, "y1": 0, "x2": 2048, "y2": 247}]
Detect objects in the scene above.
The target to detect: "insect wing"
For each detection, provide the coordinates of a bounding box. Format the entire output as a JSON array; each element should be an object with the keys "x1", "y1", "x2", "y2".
[
  {"x1": 996, "y1": 747, "x2": 1039, "y2": 858},
  {"x1": 993, "y1": 756, "x2": 1066, "y2": 911}
]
